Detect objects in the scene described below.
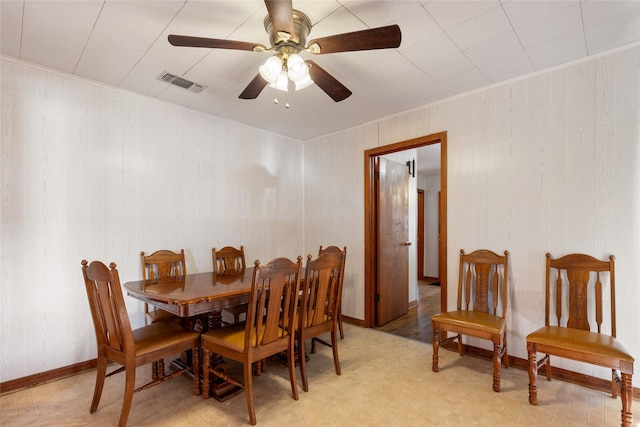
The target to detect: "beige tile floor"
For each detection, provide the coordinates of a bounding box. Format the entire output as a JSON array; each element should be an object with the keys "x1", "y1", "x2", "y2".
[{"x1": 1, "y1": 325, "x2": 638, "y2": 426}]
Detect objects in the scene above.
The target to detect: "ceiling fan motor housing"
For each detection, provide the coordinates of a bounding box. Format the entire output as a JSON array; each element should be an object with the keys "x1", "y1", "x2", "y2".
[{"x1": 264, "y1": 9, "x2": 311, "y2": 51}]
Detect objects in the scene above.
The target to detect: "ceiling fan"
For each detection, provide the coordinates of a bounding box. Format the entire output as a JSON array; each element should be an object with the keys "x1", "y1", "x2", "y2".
[{"x1": 168, "y1": 0, "x2": 401, "y2": 102}]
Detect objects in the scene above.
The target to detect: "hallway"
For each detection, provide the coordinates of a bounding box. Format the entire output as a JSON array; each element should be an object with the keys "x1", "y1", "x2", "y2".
[{"x1": 376, "y1": 279, "x2": 441, "y2": 342}]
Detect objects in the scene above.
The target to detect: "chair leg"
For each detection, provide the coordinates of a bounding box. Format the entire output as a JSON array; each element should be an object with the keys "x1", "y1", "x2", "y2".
[
  {"x1": 621, "y1": 373, "x2": 633, "y2": 427},
  {"x1": 432, "y1": 327, "x2": 440, "y2": 372},
  {"x1": 331, "y1": 330, "x2": 341, "y2": 376},
  {"x1": 287, "y1": 339, "x2": 299, "y2": 401},
  {"x1": 492, "y1": 342, "x2": 501, "y2": 392},
  {"x1": 338, "y1": 311, "x2": 344, "y2": 339},
  {"x1": 456, "y1": 334, "x2": 463, "y2": 356},
  {"x1": 299, "y1": 336, "x2": 309, "y2": 392},
  {"x1": 90, "y1": 356, "x2": 108, "y2": 413},
  {"x1": 244, "y1": 361, "x2": 256, "y2": 426},
  {"x1": 202, "y1": 350, "x2": 210, "y2": 399},
  {"x1": 527, "y1": 342, "x2": 538, "y2": 405},
  {"x1": 151, "y1": 361, "x2": 158, "y2": 381},
  {"x1": 253, "y1": 359, "x2": 267, "y2": 376},
  {"x1": 152, "y1": 359, "x2": 165, "y2": 380},
  {"x1": 192, "y1": 346, "x2": 200, "y2": 396},
  {"x1": 544, "y1": 353, "x2": 551, "y2": 381},
  {"x1": 118, "y1": 365, "x2": 136, "y2": 427},
  {"x1": 503, "y1": 333, "x2": 509, "y2": 368}
]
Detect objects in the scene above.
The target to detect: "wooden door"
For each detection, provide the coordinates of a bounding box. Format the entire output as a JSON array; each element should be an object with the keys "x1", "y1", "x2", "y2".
[{"x1": 376, "y1": 157, "x2": 409, "y2": 326}]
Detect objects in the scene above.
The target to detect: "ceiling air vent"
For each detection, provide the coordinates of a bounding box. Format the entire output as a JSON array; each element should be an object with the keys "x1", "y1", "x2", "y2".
[{"x1": 158, "y1": 71, "x2": 204, "y2": 93}]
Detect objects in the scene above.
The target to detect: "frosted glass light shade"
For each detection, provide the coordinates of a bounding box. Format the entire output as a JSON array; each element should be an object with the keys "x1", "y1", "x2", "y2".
[
  {"x1": 269, "y1": 70, "x2": 289, "y2": 91},
  {"x1": 294, "y1": 73, "x2": 314, "y2": 90},
  {"x1": 259, "y1": 56, "x2": 282, "y2": 84},
  {"x1": 287, "y1": 53, "x2": 308, "y2": 82}
]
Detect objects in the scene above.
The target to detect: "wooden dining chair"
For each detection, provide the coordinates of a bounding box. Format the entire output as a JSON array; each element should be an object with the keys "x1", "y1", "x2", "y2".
[
  {"x1": 213, "y1": 246, "x2": 248, "y2": 324},
  {"x1": 200, "y1": 257, "x2": 302, "y2": 426},
  {"x1": 317, "y1": 245, "x2": 347, "y2": 339},
  {"x1": 140, "y1": 249, "x2": 185, "y2": 325},
  {"x1": 297, "y1": 251, "x2": 346, "y2": 392},
  {"x1": 526, "y1": 253, "x2": 634, "y2": 426},
  {"x1": 81, "y1": 260, "x2": 200, "y2": 427},
  {"x1": 431, "y1": 249, "x2": 510, "y2": 392}
]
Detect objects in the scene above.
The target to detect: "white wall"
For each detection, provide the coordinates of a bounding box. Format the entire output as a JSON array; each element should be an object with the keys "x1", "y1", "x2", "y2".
[
  {"x1": 422, "y1": 174, "x2": 440, "y2": 278},
  {"x1": 301, "y1": 125, "x2": 375, "y2": 320},
  {"x1": 0, "y1": 58, "x2": 304, "y2": 382},
  {"x1": 304, "y1": 45, "x2": 640, "y2": 386}
]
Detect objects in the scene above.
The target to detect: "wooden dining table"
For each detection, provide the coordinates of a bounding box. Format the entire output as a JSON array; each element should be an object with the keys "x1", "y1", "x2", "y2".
[
  {"x1": 123, "y1": 269, "x2": 255, "y2": 330},
  {"x1": 123, "y1": 269, "x2": 256, "y2": 401}
]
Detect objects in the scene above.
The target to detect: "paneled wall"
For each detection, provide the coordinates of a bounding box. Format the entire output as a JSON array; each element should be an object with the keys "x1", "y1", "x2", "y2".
[
  {"x1": 2, "y1": 45, "x2": 639, "y2": 387},
  {"x1": 0, "y1": 58, "x2": 304, "y2": 382},
  {"x1": 304, "y1": 45, "x2": 640, "y2": 386}
]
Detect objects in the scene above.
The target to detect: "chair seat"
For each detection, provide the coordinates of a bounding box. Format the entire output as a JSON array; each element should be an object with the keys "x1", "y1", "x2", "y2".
[
  {"x1": 202, "y1": 322, "x2": 287, "y2": 352},
  {"x1": 202, "y1": 323, "x2": 246, "y2": 351},
  {"x1": 433, "y1": 310, "x2": 506, "y2": 335},
  {"x1": 527, "y1": 326, "x2": 634, "y2": 367},
  {"x1": 132, "y1": 322, "x2": 200, "y2": 357}
]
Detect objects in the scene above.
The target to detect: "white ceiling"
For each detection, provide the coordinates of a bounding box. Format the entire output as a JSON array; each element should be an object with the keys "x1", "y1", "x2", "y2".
[{"x1": 2, "y1": 0, "x2": 640, "y2": 143}]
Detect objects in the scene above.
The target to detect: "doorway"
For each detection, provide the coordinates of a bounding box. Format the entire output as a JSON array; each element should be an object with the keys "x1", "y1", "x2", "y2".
[{"x1": 363, "y1": 131, "x2": 447, "y2": 328}]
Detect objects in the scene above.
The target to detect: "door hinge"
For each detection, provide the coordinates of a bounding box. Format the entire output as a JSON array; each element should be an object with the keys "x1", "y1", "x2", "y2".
[{"x1": 374, "y1": 293, "x2": 380, "y2": 302}]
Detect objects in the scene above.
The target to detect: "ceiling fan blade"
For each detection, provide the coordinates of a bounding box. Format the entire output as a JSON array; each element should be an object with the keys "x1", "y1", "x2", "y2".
[
  {"x1": 306, "y1": 25, "x2": 401, "y2": 54},
  {"x1": 168, "y1": 34, "x2": 266, "y2": 52},
  {"x1": 264, "y1": 0, "x2": 295, "y2": 40},
  {"x1": 307, "y1": 61, "x2": 352, "y2": 102},
  {"x1": 239, "y1": 74, "x2": 269, "y2": 99}
]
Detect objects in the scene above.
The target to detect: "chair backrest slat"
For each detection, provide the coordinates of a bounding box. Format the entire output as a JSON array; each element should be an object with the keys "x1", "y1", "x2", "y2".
[
  {"x1": 544, "y1": 253, "x2": 615, "y2": 336},
  {"x1": 141, "y1": 249, "x2": 185, "y2": 280},
  {"x1": 301, "y1": 252, "x2": 344, "y2": 329},
  {"x1": 316, "y1": 245, "x2": 347, "y2": 319},
  {"x1": 213, "y1": 246, "x2": 246, "y2": 275},
  {"x1": 566, "y1": 268, "x2": 591, "y2": 330},
  {"x1": 82, "y1": 260, "x2": 133, "y2": 355},
  {"x1": 456, "y1": 249, "x2": 509, "y2": 317},
  {"x1": 245, "y1": 257, "x2": 302, "y2": 351},
  {"x1": 554, "y1": 274, "x2": 563, "y2": 324},
  {"x1": 473, "y1": 263, "x2": 490, "y2": 313},
  {"x1": 595, "y1": 273, "x2": 602, "y2": 333},
  {"x1": 464, "y1": 265, "x2": 471, "y2": 310}
]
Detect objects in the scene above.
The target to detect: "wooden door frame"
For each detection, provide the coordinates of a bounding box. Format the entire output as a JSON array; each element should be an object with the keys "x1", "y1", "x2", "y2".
[
  {"x1": 417, "y1": 189, "x2": 425, "y2": 280},
  {"x1": 364, "y1": 131, "x2": 447, "y2": 327}
]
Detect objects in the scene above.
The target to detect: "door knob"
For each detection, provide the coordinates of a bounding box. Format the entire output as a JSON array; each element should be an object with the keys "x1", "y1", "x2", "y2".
[{"x1": 404, "y1": 242, "x2": 412, "y2": 246}]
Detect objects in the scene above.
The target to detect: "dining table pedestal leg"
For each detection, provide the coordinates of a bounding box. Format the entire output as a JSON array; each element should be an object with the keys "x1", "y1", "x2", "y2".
[{"x1": 171, "y1": 310, "x2": 243, "y2": 401}]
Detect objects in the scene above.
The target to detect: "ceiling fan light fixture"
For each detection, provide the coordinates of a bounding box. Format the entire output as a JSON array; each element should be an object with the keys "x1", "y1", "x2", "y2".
[
  {"x1": 269, "y1": 69, "x2": 289, "y2": 91},
  {"x1": 294, "y1": 73, "x2": 314, "y2": 90},
  {"x1": 259, "y1": 56, "x2": 282, "y2": 84},
  {"x1": 286, "y1": 53, "x2": 308, "y2": 81}
]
